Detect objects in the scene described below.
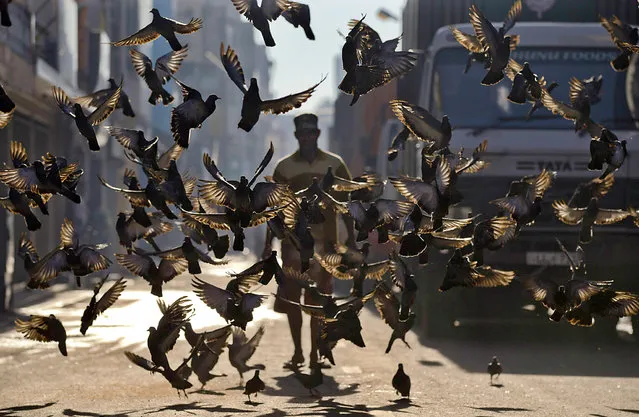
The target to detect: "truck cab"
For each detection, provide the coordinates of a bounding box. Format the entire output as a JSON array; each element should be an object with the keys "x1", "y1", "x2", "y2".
[{"x1": 414, "y1": 22, "x2": 639, "y2": 339}]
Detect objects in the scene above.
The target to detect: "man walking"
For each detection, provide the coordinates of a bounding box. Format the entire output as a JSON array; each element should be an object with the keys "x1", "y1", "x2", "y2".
[{"x1": 263, "y1": 113, "x2": 355, "y2": 369}]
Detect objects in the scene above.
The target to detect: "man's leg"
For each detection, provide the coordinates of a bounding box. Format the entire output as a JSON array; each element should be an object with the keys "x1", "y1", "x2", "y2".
[
  {"x1": 307, "y1": 262, "x2": 333, "y2": 366},
  {"x1": 273, "y1": 246, "x2": 304, "y2": 367}
]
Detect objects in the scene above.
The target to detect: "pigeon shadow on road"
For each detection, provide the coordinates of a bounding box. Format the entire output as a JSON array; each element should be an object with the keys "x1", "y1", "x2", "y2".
[
  {"x1": 62, "y1": 409, "x2": 129, "y2": 417},
  {"x1": 0, "y1": 402, "x2": 56, "y2": 417},
  {"x1": 418, "y1": 359, "x2": 444, "y2": 367},
  {"x1": 286, "y1": 397, "x2": 421, "y2": 416},
  {"x1": 490, "y1": 383, "x2": 505, "y2": 388},
  {"x1": 608, "y1": 408, "x2": 639, "y2": 415},
  {"x1": 190, "y1": 388, "x2": 226, "y2": 396},
  {"x1": 141, "y1": 401, "x2": 251, "y2": 414},
  {"x1": 468, "y1": 406, "x2": 534, "y2": 413},
  {"x1": 265, "y1": 373, "x2": 360, "y2": 399},
  {"x1": 244, "y1": 400, "x2": 264, "y2": 406}
]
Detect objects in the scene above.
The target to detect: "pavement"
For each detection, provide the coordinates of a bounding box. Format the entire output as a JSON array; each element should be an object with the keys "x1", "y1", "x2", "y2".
[{"x1": 1, "y1": 253, "x2": 639, "y2": 416}]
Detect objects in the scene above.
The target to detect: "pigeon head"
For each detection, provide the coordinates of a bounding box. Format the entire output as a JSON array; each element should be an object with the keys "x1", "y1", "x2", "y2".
[
  {"x1": 147, "y1": 326, "x2": 155, "y2": 332},
  {"x1": 398, "y1": 363, "x2": 404, "y2": 370},
  {"x1": 117, "y1": 212, "x2": 126, "y2": 220},
  {"x1": 108, "y1": 78, "x2": 117, "y2": 88},
  {"x1": 150, "y1": 8, "x2": 160, "y2": 15},
  {"x1": 557, "y1": 285, "x2": 566, "y2": 294},
  {"x1": 239, "y1": 176, "x2": 249, "y2": 186}
]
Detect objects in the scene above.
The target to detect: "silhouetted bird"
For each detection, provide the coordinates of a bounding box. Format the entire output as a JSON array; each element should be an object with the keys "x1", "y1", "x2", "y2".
[
  {"x1": 106, "y1": 127, "x2": 159, "y2": 163},
  {"x1": 15, "y1": 314, "x2": 67, "y2": 356},
  {"x1": 469, "y1": 4, "x2": 518, "y2": 85},
  {"x1": 230, "y1": 250, "x2": 285, "y2": 286},
  {"x1": 553, "y1": 198, "x2": 630, "y2": 244},
  {"x1": 588, "y1": 129, "x2": 627, "y2": 179},
  {"x1": 74, "y1": 78, "x2": 135, "y2": 118},
  {"x1": 129, "y1": 46, "x2": 188, "y2": 105},
  {"x1": 0, "y1": 188, "x2": 43, "y2": 231},
  {"x1": 392, "y1": 364, "x2": 411, "y2": 398},
  {"x1": 281, "y1": 2, "x2": 314, "y2": 40},
  {"x1": 567, "y1": 173, "x2": 614, "y2": 208},
  {"x1": 565, "y1": 290, "x2": 639, "y2": 327},
  {"x1": 26, "y1": 218, "x2": 111, "y2": 289},
  {"x1": 0, "y1": 81, "x2": 15, "y2": 127},
  {"x1": 166, "y1": 75, "x2": 219, "y2": 148},
  {"x1": 374, "y1": 282, "x2": 415, "y2": 354},
  {"x1": 0, "y1": 0, "x2": 12, "y2": 26},
  {"x1": 0, "y1": 142, "x2": 82, "y2": 204},
  {"x1": 387, "y1": 126, "x2": 411, "y2": 161},
  {"x1": 523, "y1": 275, "x2": 613, "y2": 322},
  {"x1": 347, "y1": 198, "x2": 412, "y2": 243},
  {"x1": 80, "y1": 275, "x2": 127, "y2": 335},
  {"x1": 183, "y1": 323, "x2": 231, "y2": 388},
  {"x1": 116, "y1": 211, "x2": 171, "y2": 253},
  {"x1": 228, "y1": 325, "x2": 266, "y2": 384},
  {"x1": 390, "y1": 100, "x2": 451, "y2": 155},
  {"x1": 507, "y1": 62, "x2": 542, "y2": 104},
  {"x1": 488, "y1": 356, "x2": 502, "y2": 384},
  {"x1": 221, "y1": 43, "x2": 324, "y2": 132},
  {"x1": 199, "y1": 143, "x2": 291, "y2": 227},
  {"x1": 111, "y1": 8, "x2": 202, "y2": 51},
  {"x1": 116, "y1": 249, "x2": 187, "y2": 297},
  {"x1": 340, "y1": 19, "x2": 419, "y2": 105},
  {"x1": 555, "y1": 239, "x2": 587, "y2": 280},
  {"x1": 230, "y1": 0, "x2": 289, "y2": 47},
  {"x1": 439, "y1": 250, "x2": 515, "y2": 292},
  {"x1": 294, "y1": 363, "x2": 323, "y2": 396},
  {"x1": 540, "y1": 86, "x2": 604, "y2": 138},
  {"x1": 53, "y1": 84, "x2": 122, "y2": 151},
  {"x1": 490, "y1": 169, "x2": 555, "y2": 229},
  {"x1": 449, "y1": 0, "x2": 521, "y2": 74},
  {"x1": 193, "y1": 277, "x2": 267, "y2": 330},
  {"x1": 600, "y1": 15, "x2": 639, "y2": 71},
  {"x1": 244, "y1": 370, "x2": 266, "y2": 403},
  {"x1": 149, "y1": 236, "x2": 226, "y2": 275},
  {"x1": 180, "y1": 198, "x2": 231, "y2": 258}
]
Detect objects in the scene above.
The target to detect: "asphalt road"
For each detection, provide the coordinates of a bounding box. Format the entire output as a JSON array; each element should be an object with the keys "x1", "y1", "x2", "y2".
[{"x1": 1, "y1": 255, "x2": 639, "y2": 416}]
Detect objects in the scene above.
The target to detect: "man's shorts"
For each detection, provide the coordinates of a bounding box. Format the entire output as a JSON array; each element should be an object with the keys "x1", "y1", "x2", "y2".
[{"x1": 274, "y1": 243, "x2": 333, "y2": 314}]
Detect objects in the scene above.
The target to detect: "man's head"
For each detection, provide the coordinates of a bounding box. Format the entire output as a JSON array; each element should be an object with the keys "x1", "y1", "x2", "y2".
[{"x1": 294, "y1": 113, "x2": 320, "y2": 150}]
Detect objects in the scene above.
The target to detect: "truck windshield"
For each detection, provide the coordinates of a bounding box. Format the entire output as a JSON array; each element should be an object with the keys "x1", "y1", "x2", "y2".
[{"x1": 429, "y1": 47, "x2": 637, "y2": 131}]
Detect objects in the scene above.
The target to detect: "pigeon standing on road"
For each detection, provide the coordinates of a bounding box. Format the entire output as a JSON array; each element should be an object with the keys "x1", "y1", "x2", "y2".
[
  {"x1": 15, "y1": 314, "x2": 68, "y2": 356},
  {"x1": 244, "y1": 370, "x2": 266, "y2": 403},
  {"x1": 392, "y1": 363, "x2": 411, "y2": 398},
  {"x1": 488, "y1": 356, "x2": 502, "y2": 384},
  {"x1": 221, "y1": 43, "x2": 325, "y2": 132},
  {"x1": 111, "y1": 8, "x2": 202, "y2": 51}
]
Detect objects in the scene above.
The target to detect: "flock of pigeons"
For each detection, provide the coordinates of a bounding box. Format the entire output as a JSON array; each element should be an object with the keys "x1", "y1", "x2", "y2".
[{"x1": 2, "y1": 0, "x2": 639, "y2": 402}]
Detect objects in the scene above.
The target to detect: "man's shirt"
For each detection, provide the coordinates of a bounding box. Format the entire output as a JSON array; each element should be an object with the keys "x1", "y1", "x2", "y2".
[{"x1": 273, "y1": 148, "x2": 351, "y2": 247}]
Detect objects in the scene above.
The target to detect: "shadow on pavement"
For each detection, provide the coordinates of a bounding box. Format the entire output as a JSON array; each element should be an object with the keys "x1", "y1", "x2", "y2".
[
  {"x1": 285, "y1": 397, "x2": 421, "y2": 416},
  {"x1": 608, "y1": 408, "x2": 639, "y2": 415},
  {"x1": 140, "y1": 401, "x2": 251, "y2": 414},
  {"x1": 423, "y1": 338, "x2": 639, "y2": 377},
  {"x1": 265, "y1": 372, "x2": 359, "y2": 399},
  {"x1": 418, "y1": 359, "x2": 444, "y2": 367},
  {"x1": 468, "y1": 406, "x2": 534, "y2": 413},
  {"x1": 63, "y1": 409, "x2": 129, "y2": 417},
  {"x1": 0, "y1": 402, "x2": 56, "y2": 416}
]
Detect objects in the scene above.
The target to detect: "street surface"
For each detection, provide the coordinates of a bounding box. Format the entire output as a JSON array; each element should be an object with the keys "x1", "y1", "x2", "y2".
[{"x1": 1, "y1": 254, "x2": 639, "y2": 416}]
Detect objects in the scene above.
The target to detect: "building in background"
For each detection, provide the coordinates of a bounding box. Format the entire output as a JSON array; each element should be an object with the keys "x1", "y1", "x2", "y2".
[{"x1": 0, "y1": 0, "x2": 155, "y2": 311}]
